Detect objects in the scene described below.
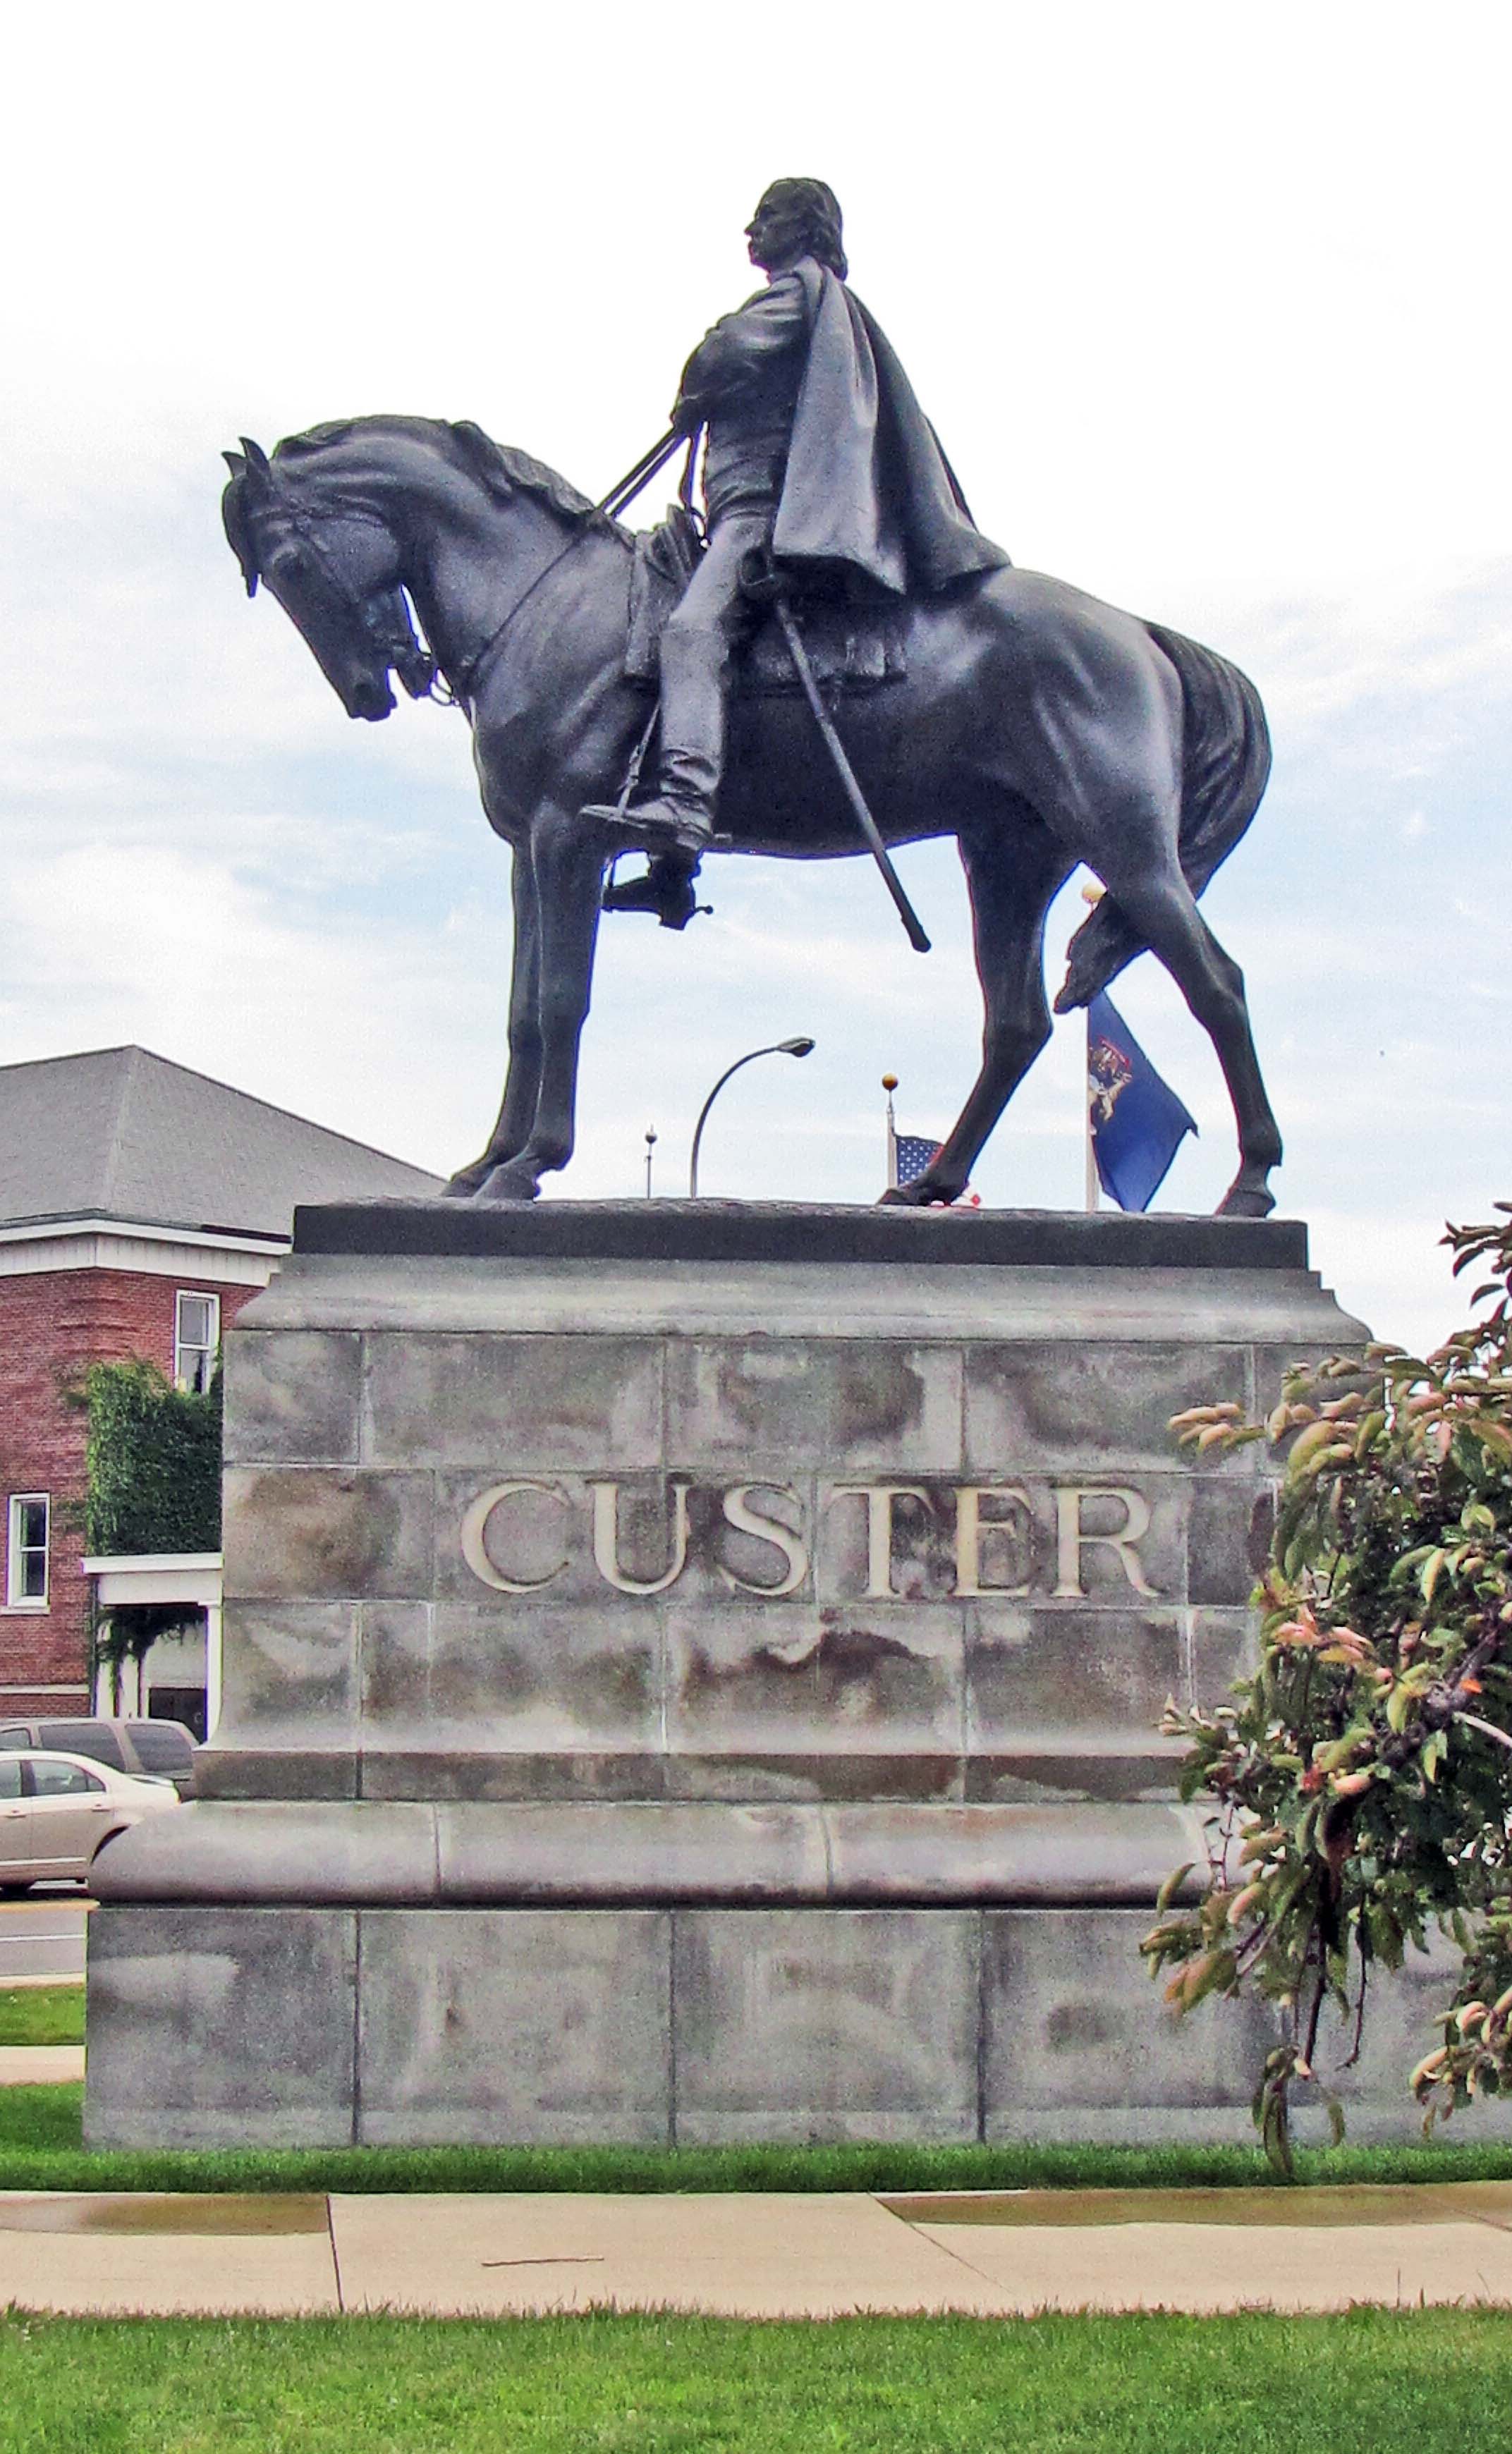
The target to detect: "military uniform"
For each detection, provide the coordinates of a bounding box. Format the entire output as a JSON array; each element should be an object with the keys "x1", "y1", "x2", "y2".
[{"x1": 601, "y1": 253, "x2": 1008, "y2": 858}]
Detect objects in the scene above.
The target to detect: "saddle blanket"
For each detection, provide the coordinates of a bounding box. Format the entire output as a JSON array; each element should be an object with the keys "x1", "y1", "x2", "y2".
[{"x1": 623, "y1": 512, "x2": 906, "y2": 697}]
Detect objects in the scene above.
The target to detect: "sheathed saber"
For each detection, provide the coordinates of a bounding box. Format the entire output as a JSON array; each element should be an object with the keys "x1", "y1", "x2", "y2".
[{"x1": 769, "y1": 592, "x2": 932, "y2": 955}]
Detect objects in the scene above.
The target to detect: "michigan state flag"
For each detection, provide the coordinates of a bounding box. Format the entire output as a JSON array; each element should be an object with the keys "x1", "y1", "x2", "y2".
[{"x1": 1087, "y1": 992, "x2": 1197, "y2": 1211}]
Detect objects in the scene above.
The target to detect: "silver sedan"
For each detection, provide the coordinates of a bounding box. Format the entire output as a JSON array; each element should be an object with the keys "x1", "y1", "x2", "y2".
[{"x1": 0, "y1": 1749, "x2": 181, "y2": 1893}]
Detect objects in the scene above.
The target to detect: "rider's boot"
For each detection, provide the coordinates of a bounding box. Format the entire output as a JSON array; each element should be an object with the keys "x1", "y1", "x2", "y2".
[
  {"x1": 582, "y1": 624, "x2": 726, "y2": 853},
  {"x1": 602, "y1": 854, "x2": 705, "y2": 930}
]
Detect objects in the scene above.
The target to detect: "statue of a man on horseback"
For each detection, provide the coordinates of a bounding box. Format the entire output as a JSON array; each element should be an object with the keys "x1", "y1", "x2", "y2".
[
  {"x1": 590, "y1": 177, "x2": 1010, "y2": 903},
  {"x1": 219, "y1": 183, "x2": 1284, "y2": 1219}
]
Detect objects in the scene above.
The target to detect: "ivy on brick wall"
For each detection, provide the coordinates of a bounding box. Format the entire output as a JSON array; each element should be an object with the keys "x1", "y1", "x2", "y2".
[{"x1": 76, "y1": 1357, "x2": 222, "y2": 1556}]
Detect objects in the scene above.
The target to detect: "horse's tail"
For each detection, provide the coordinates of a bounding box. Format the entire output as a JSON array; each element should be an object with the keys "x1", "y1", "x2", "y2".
[{"x1": 1052, "y1": 623, "x2": 1272, "y2": 1013}]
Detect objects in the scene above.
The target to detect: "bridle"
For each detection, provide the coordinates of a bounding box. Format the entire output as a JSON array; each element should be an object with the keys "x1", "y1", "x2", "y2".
[
  {"x1": 239, "y1": 427, "x2": 696, "y2": 715},
  {"x1": 256, "y1": 494, "x2": 444, "y2": 705}
]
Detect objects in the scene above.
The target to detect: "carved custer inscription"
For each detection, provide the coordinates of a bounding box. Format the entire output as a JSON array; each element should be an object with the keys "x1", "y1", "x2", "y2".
[{"x1": 459, "y1": 1477, "x2": 1163, "y2": 1601}]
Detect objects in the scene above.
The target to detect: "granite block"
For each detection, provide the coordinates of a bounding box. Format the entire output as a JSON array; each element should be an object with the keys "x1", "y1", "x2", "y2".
[
  {"x1": 358, "y1": 1601, "x2": 432, "y2": 1732},
  {"x1": 1048, "y1": 1476, "x2": 1188, "y2": 1606},
  {"x1": 291, "y1": 1199, "x2": 1313, "y2": 1273},
  {"x1": 666, "y1": 1601, "x2": 964, "y2": 1762},
  {"x1": 662, "y1": 1477, "x2": 817, "y2": 1606},
  {"x1": 224, "y1": 1467, "x2": 434, "y2": 1600},
  {"x1": 84, "y1": 1905, "x2": 357, "y2": 2147},
  {"x1": 982, "y1": 1906, "x2": 1274, "y2": 2127},
  {"x1": 356, "y1": 1908, "x2": 671, "y2": 2143},
  {"x1": 1190, "y1": 1607, "x2": 1260, "y2": 1709},
  {"x1": 964, "y1": 1341, "x2": 1250, "y2": 1471},
  {"x1": 195, "y1": 1746, "x2": 359, "y2": 1802},
  {"x1": 1188, "y1": 1478, "x2": 1273, "y2": 1606},
  {"x1": 359, "y1": 1750, "x2": 666, "y2": 1803},
  {"x1": 664, "y1": 1338, "x2": 962, "y2": 1472},
  {"x1": 420, "y1": 1601, "x2": 661, "y2": 1754},
  {"x1": 966, "y1": 1606, "x2": 1184, "y2": 1744},
  {"x1": 434, "y1": 1801, "x2": 829, "y2": 1904},
  {"x1": 672, "y1": 1907, "x2": 980, "y2": 2140},
  {"x1": 815, "y1": 1477, "x2": 964, "y2": 1604},
  {"x1": 89, "y1": 1801, "x2": 437, "y2": 1905},
  {"x1": 663, "y1": 1752, "x2": 964, "y2": 1803},
  {"x1": 222, "y1": 1330, "x2": 362, "y2": 1465},
  {"x1": 363, "y1": 1332, "x2": 662, "y2": 1467},
  {"x1": 217, "y1": 1599, "x2": 359, "y2": 1745},
  {"x1": 435, "y1": 1470, "x2": 702, "y2": 1607},
  {"x1": 964, "y1": 1753, "x2": 1183, "y2": 1807}
]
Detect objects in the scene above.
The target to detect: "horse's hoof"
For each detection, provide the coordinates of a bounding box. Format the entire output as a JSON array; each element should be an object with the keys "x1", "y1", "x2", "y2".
[
  {"x1": 471, "y1": 1162, "x2": 542, "y2": 1204},
  {"x1": 441, "y1": 1167, "x2": 489, "y2": 1199},
  {"x1": 877, "y1": 1180, "x2": 959, "y2": 1209},
  {"x1": 1216, "y1": 1183, "x2": 1276, "y2": 1219}
]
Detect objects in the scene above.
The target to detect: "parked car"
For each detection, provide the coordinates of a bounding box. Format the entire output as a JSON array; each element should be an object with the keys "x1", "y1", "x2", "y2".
[
  {"x1": 0, "y1": 1748, "x2": 181, "y2": 1892},
  {"x1": 0, "y1": 1716, "x2": 198, "y2": 1799}
]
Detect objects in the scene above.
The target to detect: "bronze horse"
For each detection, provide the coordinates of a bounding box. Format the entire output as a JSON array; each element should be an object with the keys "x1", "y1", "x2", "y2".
[{"x1": 222, "y1": 415, "x2": 1281, "y2": 1214}]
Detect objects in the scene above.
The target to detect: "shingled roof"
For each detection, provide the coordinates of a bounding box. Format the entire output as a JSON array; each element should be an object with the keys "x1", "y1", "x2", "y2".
[{"x1": 0, "y1": 1046, "x2": 440, "y2": 1239}]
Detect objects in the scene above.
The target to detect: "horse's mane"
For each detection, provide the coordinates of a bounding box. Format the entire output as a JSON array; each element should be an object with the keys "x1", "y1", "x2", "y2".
[{"x1": 273, "y1": 415, "x2": 618, "y2": 535}]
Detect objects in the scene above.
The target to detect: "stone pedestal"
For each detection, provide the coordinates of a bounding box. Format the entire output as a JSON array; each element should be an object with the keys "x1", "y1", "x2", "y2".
[{"x1": 84, "y1": 1200, "x2": 1420, "y2": 2147}]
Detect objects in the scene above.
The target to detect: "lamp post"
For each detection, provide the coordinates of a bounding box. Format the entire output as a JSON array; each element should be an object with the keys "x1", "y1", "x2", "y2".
[
  {"x1": 643, "y1": 1127, "x2": 657, "y2": 1197},
  {"x1": 688, "y1": 1038, "x2": 816, "y2": 1198}
]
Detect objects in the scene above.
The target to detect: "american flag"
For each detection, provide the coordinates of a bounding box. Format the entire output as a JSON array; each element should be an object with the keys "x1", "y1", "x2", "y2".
[{"x1": 894, "y1": 1133, "x2": 942, "y2": 1187}]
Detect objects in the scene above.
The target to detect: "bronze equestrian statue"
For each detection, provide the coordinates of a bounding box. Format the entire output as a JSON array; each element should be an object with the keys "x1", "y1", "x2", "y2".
[
  {"x1": 221, "y1": 181, "x2": 1281, "y2": 1216},
  {"x1": 587, "y1": 178, "x2": 1006, "y2": 903}
]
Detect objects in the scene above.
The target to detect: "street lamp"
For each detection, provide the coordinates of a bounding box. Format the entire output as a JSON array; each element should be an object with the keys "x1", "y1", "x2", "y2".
[{"x1": 688, "y1": 1038, "x2": 816, "y2": 1198}]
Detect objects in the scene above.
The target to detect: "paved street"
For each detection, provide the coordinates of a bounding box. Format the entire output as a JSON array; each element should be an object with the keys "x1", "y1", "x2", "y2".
[{"x1": 0, "y1": 1895, "x2": 89, "y2": 1984}]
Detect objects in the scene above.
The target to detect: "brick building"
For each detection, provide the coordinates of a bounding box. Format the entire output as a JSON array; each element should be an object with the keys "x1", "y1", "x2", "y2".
[{"x1": 0, "y1": 1046, "x2": 438, "y2": 1727}]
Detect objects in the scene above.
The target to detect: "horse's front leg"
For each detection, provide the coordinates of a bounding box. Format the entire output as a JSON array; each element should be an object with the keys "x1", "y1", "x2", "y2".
[
  {"x1": 470, "y1": 807, "x2": 611, "y2": 1202},
  {"x1": 444, "y1": 844, "x2": 542, "y2": 1197}
]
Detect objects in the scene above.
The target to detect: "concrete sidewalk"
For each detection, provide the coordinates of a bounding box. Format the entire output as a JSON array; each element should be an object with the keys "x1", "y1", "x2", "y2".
[
  {"x1": 0, "y1": 2046, "x2": 85, "y2": 2085},
  {"x1": 7, "y1": 2185, "x2": 1512, "y2": 2317}
]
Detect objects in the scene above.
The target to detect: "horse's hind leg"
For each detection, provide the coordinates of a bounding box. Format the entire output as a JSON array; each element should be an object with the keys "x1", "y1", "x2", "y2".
[
  {"x1": 1093, "y1": 845, "x2": 1281, "y2": 1217},
  {"x1": 881, "y1": 818, "x2": 1071, "y2": 1206}
]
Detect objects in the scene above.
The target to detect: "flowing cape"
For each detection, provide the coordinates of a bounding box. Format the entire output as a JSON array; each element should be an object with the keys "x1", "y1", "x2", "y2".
[{"x1": 772, "y1": 259, "x2": 1010, "y2": 596}]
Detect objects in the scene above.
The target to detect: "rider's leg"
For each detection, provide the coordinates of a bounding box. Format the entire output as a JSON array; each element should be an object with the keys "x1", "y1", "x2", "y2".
[{"x1": 590, "y1": 511, "x2": 769, "y2": 854}]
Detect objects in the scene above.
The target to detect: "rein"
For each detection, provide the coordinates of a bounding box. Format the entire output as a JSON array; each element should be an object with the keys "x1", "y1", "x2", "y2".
[{"x1": 443, "y1": 428, "x2": 694, "y2": 708}]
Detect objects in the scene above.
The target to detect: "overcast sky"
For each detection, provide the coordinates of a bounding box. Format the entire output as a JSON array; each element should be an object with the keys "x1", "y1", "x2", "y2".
[{"x1": 1, "y1": 2, "x2": 1507, "y2": 1351}]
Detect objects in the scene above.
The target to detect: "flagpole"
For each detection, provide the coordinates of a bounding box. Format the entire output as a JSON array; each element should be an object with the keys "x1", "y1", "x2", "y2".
[
  {"x1": 1079, "y1": 881, "x2": 1102, "y2": 1215},
  {"x1": 1085, "y1": 1039, "x2": 1099, "y2": 1214},
  {"x1": 882, "y1": 1073, "x2": 899, "y2": 1190}
]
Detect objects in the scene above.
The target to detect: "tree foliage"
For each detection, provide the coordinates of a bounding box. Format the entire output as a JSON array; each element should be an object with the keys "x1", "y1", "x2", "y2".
[
  {"x1": 77, "y1": 1357, "x2": 222, "y2": 1558},
  {"x1": 1143, "y1": 1208, "x2": 1512, "y2": 2170}
]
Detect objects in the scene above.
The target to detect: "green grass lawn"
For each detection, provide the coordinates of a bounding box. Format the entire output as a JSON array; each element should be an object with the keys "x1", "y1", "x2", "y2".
[
  {"x1": 8, "y1": 2082, "x2": 1512, "y2": 2196},
  {"x1": 1, "y1": 2308, "x2": 1510, "y2": 2453},
  {"x1": 0, "y1": 1987, "x2": 84, "y2": 2048}
]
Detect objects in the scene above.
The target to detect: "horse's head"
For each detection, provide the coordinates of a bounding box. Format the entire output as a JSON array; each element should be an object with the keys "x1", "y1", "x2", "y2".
[{"x1": 221, "y1": 436, "x2": 435, "y2": 720}]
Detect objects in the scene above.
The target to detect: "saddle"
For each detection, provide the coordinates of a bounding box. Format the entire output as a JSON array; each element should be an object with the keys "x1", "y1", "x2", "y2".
[{"x1": 623, "y1": 509, "x2": 906, "y2": 696}]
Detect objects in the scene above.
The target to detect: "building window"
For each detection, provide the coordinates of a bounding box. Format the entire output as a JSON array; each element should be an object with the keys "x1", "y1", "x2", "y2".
[
  {"x1": 6, "y1": 1495, "x2": 49, "y2": 1608},
  {"x1": 174, "y1": 1291, "x2": 221, "y2": 1393}
]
